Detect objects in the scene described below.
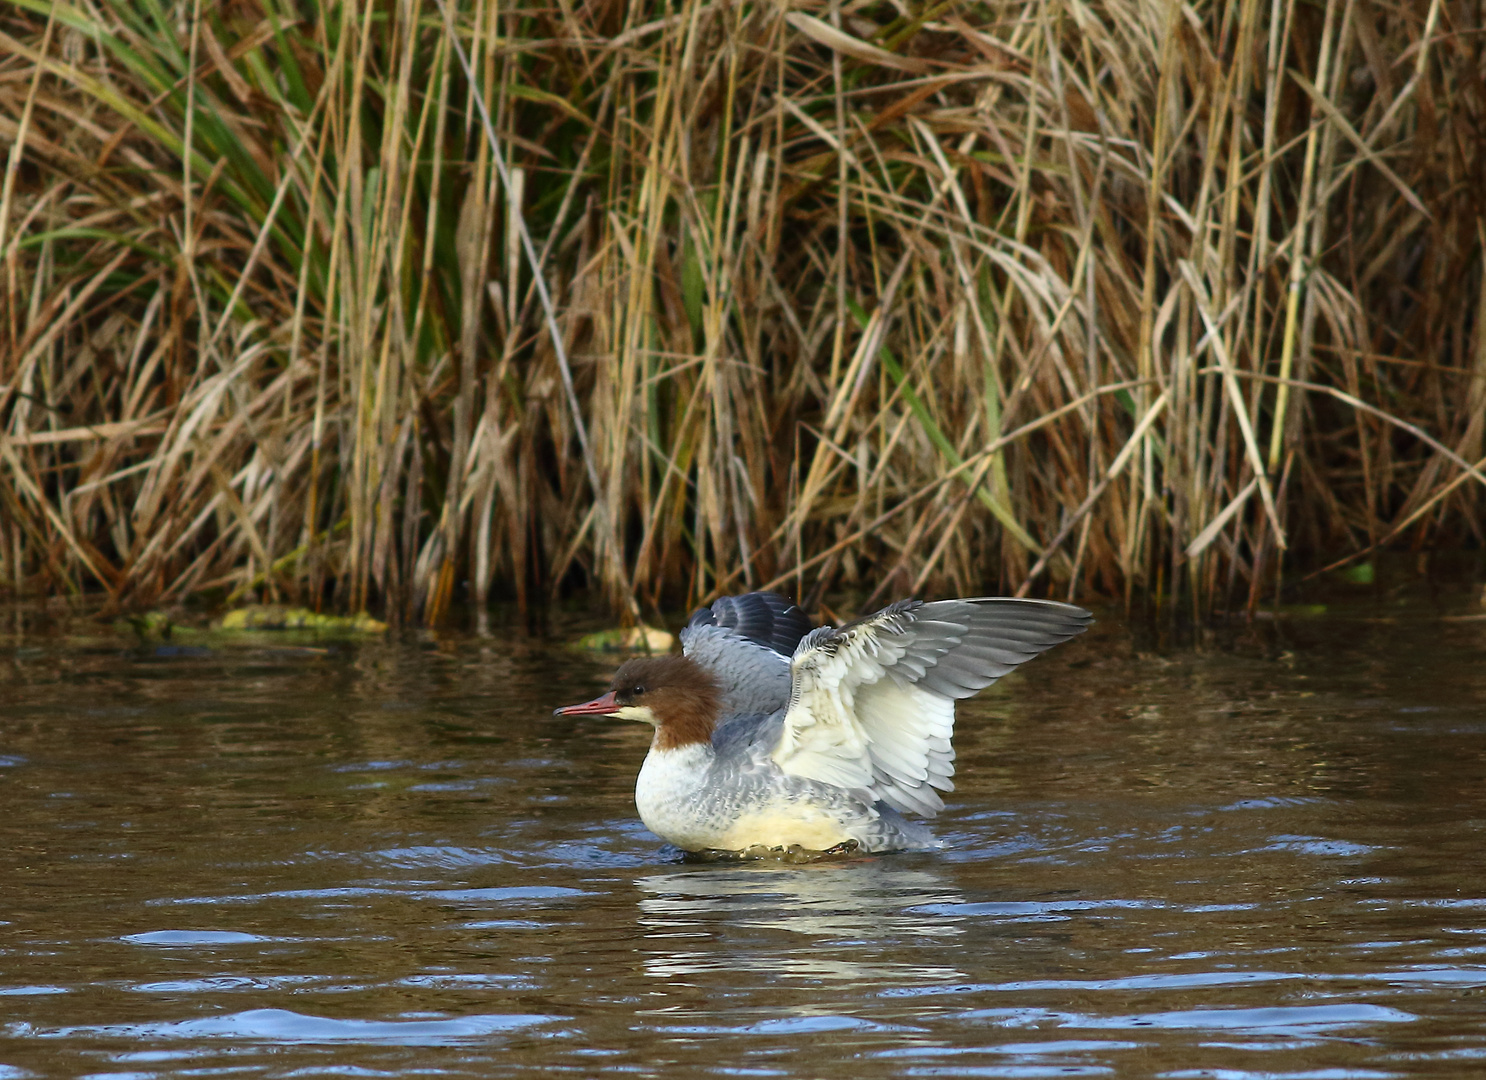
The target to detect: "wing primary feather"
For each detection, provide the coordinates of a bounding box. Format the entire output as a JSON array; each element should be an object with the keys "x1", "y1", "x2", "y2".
[{"x1": 774, "y1": 596, "x2": 1091, "y2": 820}]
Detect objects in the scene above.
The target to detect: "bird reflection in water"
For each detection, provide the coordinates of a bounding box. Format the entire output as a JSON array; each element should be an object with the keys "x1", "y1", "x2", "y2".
[{"x1": 632, "y1": 861, "x2": 969, "y2": 986}]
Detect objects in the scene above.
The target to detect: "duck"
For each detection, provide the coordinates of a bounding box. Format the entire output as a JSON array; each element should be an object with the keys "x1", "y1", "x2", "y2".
[{"x1": 554, "y1": 592, "x2": 1091, "y2": 855}]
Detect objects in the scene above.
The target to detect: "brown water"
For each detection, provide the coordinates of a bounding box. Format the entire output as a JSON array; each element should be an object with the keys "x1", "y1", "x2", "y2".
[{"x1": 2, "y1": 595, "x2": 1486, "y2": 1078}]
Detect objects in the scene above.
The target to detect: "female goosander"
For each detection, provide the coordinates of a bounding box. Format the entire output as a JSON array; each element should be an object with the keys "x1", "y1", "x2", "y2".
[{"x1": 555, "y1": 592, "x2": 1091, "y2": 855}]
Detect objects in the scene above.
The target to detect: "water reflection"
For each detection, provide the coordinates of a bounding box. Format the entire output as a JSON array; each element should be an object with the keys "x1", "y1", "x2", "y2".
[
  {"x1": 635, "y1": 861, "x2": 969, "y2": 984},
  {"x1": 636, "y1": 861, "x2": 963, "y2": 935}
]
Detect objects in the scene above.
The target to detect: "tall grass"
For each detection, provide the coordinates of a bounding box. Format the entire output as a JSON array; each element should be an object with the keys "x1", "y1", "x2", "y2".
[{"x1": 0, "y1": 0, "x2": 1482, "y2": 623}]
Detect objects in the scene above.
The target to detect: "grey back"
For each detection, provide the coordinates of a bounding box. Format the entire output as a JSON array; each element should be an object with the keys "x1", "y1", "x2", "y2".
[{"x1": 680, "y1": 592, "x2": 814, "y2": 717}]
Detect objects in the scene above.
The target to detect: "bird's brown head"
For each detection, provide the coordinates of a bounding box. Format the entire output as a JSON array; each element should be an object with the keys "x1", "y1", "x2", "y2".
[{"x1": 553, "y1": 654, "x2": 721, "y2": 751}]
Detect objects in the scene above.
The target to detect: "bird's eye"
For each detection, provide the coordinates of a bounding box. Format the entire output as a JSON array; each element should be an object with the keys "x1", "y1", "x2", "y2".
[{"x1": 632, "y1": 685, "x2": 645, "y2": 695}]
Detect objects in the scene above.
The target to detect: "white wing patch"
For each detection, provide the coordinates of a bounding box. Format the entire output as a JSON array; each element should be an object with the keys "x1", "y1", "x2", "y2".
[
  {"x1": 770, "y1": 597, "x2": 1092, "y2": 818},
  {"x1": 772, "y1": 609, "x2": 956, "y2": 815},
  {"x1": 853, "y1": 677, "x2": 955, "y2": 815}
]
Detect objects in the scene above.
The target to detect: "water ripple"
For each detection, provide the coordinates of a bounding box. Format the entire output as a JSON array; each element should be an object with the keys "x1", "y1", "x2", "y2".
[{"x1": 10, "y1": 1008, "x2": 563, "y2": 1045}]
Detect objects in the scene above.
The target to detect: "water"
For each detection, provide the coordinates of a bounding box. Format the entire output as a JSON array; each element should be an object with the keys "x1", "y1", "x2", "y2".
[{"x1": 2, "y1": 594, "x2": 1486, "y2": 1078}]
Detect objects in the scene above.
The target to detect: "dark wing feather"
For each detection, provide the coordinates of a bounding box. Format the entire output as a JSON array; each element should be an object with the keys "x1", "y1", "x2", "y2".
[
  {"x1": 680, "y1": 592, "x2": 814, "y2": 716},
  {"x1": 687, "y1": 592, "x2": 815, "y2": 656}
]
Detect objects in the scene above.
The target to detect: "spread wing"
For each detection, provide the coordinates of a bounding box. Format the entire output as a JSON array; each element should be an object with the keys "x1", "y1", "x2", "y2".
[
  {"x1": 773, "y1": 598, "x2": 1092, "y2": 816},
  {"x1": 680, "y1": 592, "x2": 815, "y2": 716}
]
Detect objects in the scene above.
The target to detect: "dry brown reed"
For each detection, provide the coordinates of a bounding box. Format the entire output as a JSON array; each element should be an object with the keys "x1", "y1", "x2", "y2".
[{"x1": 0, "y1": 0, "x2": 1482, "y2": 624}]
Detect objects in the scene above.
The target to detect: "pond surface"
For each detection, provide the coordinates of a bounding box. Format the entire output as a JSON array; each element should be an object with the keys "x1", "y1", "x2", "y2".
[{"x1": 2, "y1": 590, "x2": 1486, "y2": 1078}]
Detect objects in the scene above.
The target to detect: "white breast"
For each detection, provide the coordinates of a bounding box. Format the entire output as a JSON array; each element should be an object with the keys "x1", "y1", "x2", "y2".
[
  {"x1": 634, "y1": 741, "x2": 856, "y2": 852},
  {"x1": 635, "y1": 743, "x2": 721, "y2": 850}
]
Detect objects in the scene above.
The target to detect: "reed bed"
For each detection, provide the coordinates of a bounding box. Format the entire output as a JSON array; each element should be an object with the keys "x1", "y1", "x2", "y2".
[{"x1": 0, "y1": 0, "x2": 1481, "y2": 623}]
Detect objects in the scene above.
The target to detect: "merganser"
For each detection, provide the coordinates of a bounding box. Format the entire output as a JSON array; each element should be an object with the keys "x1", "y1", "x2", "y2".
[{"x1": 555, "y1": 592, "x2": 1091, "y2": 855}]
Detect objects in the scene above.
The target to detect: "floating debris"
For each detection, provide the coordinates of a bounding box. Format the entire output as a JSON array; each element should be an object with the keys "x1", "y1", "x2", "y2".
[
  {"x1": 216, "y1": 606, "x2": 387, "y2": 634},
  {"x1": 1252, "y1": 604, "x2": 1329, "y2": 620},
  {"x1": 574, "y1": 625, "x2": 674, "y2": 653},
  {"x1": 121, "y1": 610, "x2": 177, "y2": 640}
]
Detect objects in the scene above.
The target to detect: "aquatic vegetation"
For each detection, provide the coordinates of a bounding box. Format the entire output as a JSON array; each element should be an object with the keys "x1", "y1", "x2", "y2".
[{"x1": 0, "y1": 0, "x2": 1481, "y2": 621}]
